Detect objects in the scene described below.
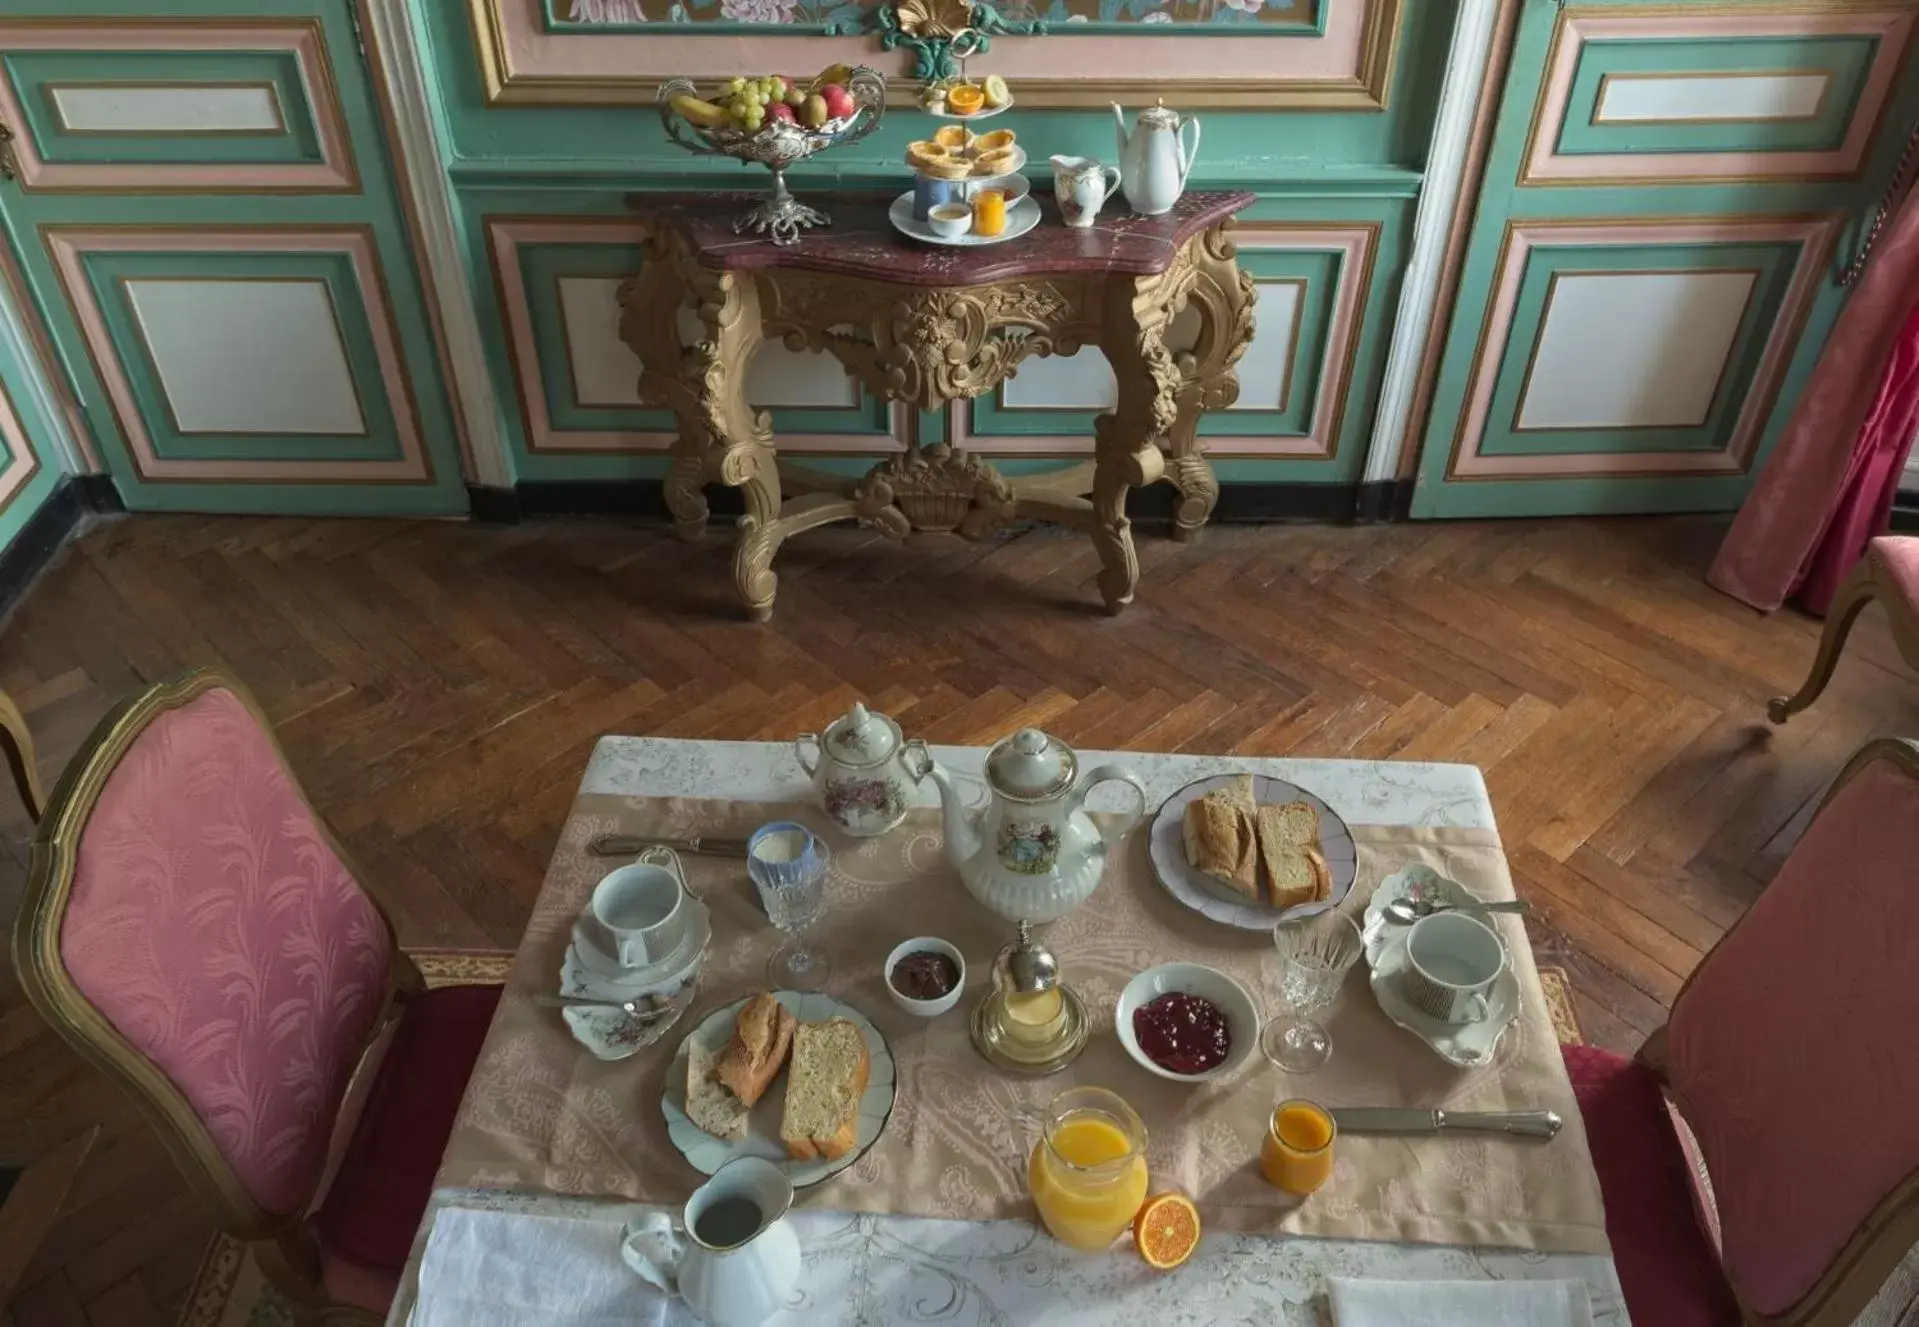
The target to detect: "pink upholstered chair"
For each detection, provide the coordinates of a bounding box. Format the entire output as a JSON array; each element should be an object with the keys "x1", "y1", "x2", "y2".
[
  {"x1": 1564, "y1": 736, "x2": 1919, "y2": 1325},
  {"x1": 10, "y1": 669, "x2": 502, "y2": 1321},
  {"x1": 1769, "y1": 535, "x2": 1919, "y2": 722}
]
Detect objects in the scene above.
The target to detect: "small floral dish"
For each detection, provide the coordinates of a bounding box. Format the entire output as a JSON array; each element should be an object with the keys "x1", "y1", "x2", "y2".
[
  {"x1": 884, "y1": 936, "x2": 967, "y2": 1017},
  {"x1": 562, "y1": 991, "x2": 695, "y2": 1062},
  {"x1": 1115, "y1": 961, "x2": 1260, "y2": 1084}
]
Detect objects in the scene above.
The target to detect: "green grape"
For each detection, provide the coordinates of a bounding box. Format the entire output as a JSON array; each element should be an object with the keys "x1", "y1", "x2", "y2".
[{"x1": 725, "y1": 76, "x2": 744, "y2": 93}]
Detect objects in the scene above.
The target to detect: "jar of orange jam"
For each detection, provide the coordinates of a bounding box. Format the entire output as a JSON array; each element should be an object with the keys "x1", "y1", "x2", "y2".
[
  {"x1": 972, "y1": 188, "x2": 1007, "y2": 237},
  {"x1": 1261, "y1": 1099, "x2": 1336, "y2": 1195}
]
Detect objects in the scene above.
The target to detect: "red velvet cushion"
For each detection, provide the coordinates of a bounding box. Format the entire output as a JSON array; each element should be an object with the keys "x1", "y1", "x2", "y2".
[
  {"x1": 1562, "y1": 1044, "x2": 1741, "y2": 1327},
  {"x1": 312, "y1": 983, "x2": 501, "y2": 1310}
]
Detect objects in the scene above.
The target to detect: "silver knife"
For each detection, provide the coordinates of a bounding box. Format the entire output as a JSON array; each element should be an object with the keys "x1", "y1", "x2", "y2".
[
  {"x1": 1330, "y1": 1108, "x2": 1562, "y2": 1140},
  {"x1": 589, "y1": 834, "x2": 749, "y2": 858}
]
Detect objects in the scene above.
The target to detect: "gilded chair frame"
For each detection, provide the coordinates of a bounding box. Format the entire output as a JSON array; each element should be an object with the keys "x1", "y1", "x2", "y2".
[
  {"x1": 1639, "y1": 737, "x2": 1919, "y2": 1327},
  {"x1": 10, "y1": 666, "x2": 421, "y2": 1317},
  {"x1": 1768, "y1": 554, "x2": 1919, "y2": 724}
]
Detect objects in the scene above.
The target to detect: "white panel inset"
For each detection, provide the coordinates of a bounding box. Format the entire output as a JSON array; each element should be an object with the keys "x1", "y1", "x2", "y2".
[
  {"x1": 1595, "y1": 72, "x2": 1829, "y2": 123},
  {"x1": 1002, "y1": 348, "x2": 1117, "y2": 410},
  {"x1": 560, "y1": 275, "x2": 856, "y2": 409},
  {"x1": 1517, "y1": 270, "x2": 1755, "y2": 431},
  {"x1": 1228, "y1": 281, "x2": 1303, "y2": 412},
  {"x1": 51, "y1": 83, "x2": 283, "y2": 134},
  {"x1": 126, "y1": 278, "x2": 365, "y2": 435}
]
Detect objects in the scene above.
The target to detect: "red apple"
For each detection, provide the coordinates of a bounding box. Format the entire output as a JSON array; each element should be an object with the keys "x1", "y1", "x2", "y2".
[
  {"x1": 820, "y1": 84, "x2": 855, "y2": 119},
  {"x1": 768, "y1": 102, "x2": 797, "y2": 124}
]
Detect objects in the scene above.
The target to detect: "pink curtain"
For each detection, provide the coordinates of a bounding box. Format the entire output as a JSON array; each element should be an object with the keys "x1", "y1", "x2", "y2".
[{"x1": 1708, "y1": 188, "x2": 1919, "y2": 614}]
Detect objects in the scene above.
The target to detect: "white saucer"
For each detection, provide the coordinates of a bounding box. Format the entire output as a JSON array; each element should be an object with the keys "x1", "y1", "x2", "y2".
[
  {"x1": 1363, "y1": 866, "x2": 1520, "y2": 1069},
  {"x1": 570, "y1": 898, "x2": 710, "y2": 989}
]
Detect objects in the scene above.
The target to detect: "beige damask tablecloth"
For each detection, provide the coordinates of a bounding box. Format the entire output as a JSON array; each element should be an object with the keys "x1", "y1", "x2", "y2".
[{"x1": 438, "y1": 796, "x2": 1609, "y2": 1256}]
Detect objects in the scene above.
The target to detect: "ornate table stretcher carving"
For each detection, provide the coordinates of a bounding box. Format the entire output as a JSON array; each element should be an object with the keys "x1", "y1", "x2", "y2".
[{"x1": 619, "y1": 191, "x2": 1257, "y2": 620}]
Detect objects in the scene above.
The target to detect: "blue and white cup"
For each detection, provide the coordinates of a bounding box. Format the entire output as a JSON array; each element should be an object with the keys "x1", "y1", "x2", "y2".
[{"x1": 913, "y1": 175, "x2": 955, "y2": 222}]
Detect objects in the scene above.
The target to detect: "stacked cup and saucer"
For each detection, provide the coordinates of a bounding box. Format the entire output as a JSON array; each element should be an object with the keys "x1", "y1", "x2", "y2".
[
  {"x1": 1361, "y1": 865, "x2": 1521, "y2": 1069},
  {"x1": 561, "y1": 845, "x2": 712, "y2": 1061}
]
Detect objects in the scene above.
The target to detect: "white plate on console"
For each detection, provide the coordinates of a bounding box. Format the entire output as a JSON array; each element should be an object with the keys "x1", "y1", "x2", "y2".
[{"x1": 889, "y1": 191, "x2": 1041, "y2": 247}]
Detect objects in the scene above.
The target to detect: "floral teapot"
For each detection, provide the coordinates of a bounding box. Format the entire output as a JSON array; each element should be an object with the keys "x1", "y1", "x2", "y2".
[
  {"x1": 796, "y1": 702, "x2": 919, "y2": 837},
  {"x1": 906, "y1": 729, "x2": 1146, "y2": 923}
]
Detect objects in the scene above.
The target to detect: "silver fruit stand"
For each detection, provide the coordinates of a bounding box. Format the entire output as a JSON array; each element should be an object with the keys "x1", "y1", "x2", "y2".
[{"x1": 656, "y1": 68, "x2": 888, "y2": 246}]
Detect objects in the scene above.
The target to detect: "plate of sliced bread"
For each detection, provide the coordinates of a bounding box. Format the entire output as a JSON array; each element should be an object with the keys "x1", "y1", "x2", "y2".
[
  {"x1": 663, "y1": 989, "x2": 896, "y2": 1188},
  {"x1": 1147, "y1": 773, "x2": 1357, "y2": 931}
]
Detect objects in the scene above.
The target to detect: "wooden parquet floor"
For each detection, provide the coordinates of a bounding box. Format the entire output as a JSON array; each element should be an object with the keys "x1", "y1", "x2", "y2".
[{"x1": 3, "y1": 510, "x2": 1918, "y2": 1324}]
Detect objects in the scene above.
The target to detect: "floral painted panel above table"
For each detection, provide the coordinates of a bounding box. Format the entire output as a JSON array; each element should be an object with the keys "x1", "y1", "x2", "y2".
[{"x1": 559, "y1": 0, "x2": 1321, "y2": 33}]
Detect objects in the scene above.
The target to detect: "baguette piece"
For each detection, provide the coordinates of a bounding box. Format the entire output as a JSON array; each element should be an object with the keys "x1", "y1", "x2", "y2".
[
  {"x1": 1182, "y1": 775, "x2": 1259, "y2": 900},
  {"x1": 715, "y1": 992, "x2": 796, "y2": 1108},
  {"x1": 1256, "y1": 801, "x2": 1331, "y2": 908},
  {"x1": 780, "y1": 1019, "x2": 871, "y2": 1162},
  {"x1": 685, "y1": 1040, "x2": 748, "y2": 1141}
]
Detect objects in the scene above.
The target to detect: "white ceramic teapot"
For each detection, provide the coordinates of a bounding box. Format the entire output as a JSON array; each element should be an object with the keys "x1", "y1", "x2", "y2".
[
  {"x1": 622, "y1": 1158, "x2": 800, "y2": 1327},
  {"x1": 906, "y1": 728, "x2": 1146, "y2": 923},
  {"x1": 1113, "y1": 99, "x2": 1200, "y2": 217},
  {"x1": 796, "y1": 702, "x2": 920, "y2": 837}
]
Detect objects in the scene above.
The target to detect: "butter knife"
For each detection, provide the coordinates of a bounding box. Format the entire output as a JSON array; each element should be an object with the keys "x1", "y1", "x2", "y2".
[
  {"x1": 1330, "y1": 1108, "x2": 1562, "y2": 1140},
  {"x1": 589, "y1": 834, "x2": 749, "y2": 858}
]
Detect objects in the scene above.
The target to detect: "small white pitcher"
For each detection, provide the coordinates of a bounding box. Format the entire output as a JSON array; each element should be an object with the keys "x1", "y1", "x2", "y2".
[
  {"x1": 622, "y1": 1158, "x2": 800, "y2": 1327},
  {"x1": 1050, "y1": 154, "x2": 1122, "y2": 229}
]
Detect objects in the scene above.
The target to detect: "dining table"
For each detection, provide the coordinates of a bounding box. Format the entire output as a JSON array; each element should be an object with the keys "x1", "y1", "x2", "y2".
[{"x1": 386, "y1": 737, "x2": 1629, "y2": 1325}]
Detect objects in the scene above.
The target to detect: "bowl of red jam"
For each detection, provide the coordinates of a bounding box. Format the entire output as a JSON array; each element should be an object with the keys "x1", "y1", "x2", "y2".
[{"x1": 1116, "y1": 962, "x2": 1260, "y2": 1082}]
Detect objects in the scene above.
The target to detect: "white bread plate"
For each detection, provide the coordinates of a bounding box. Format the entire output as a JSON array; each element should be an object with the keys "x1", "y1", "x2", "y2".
[
  {"x1": 1147, "y1": 773, "x2": 1357, "y2": 932},
  {"x1": 660, "y1": 989, "x2": 896, "y2": 1188}
]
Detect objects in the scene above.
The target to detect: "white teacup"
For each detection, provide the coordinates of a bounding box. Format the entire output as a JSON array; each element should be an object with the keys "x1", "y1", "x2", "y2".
[
  {"x1": 1402, "y1": 912, "x2": 1507, "y2": 1024},
  {"x1": 1050, "y1": 154, "x2": 1122, "y2": 229},
  {"x1": 588, "y1": 849, "x2": 688, "y2": 970}
]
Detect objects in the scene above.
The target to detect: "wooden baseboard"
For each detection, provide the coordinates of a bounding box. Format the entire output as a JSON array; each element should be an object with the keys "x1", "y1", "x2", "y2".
[{"x1": 0, "y1": 478, "x2": 109, "y2": 621}]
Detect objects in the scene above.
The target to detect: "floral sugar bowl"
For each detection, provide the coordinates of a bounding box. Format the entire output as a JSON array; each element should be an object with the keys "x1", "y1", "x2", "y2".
[{"x1": 796, "y1": 703, "x2": 922, "y2": 837}]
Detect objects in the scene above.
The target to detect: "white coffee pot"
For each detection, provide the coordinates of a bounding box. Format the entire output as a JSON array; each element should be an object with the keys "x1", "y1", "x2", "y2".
[
  {"x1": 622, "y1": 1158, "x2": 800, "y2": 1327},
  {"x1": 1113, "y1": 99, "x2": 1201, "y2": 217}
]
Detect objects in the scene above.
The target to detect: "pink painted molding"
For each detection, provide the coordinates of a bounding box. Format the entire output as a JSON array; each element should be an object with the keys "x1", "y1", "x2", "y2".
[
  {"x1": 486, "y1": 216, "x2": 908, "y2": 456},
  {"x1": 954, "y1": 223, "x2": 1378, "y2": 460},
  {"x1": 484, "y1": 0, "x2": 1370, "y2": 98},
  {"x1": 1523, "y1": 9, "x2": 1915, "y2": 185},
  {"x1": 43, "y1": 226, "x2": 431, "y2": 485},
  {"x1": 0, "y1": 378, "x2": 43, "y2": 514},
  {"x1": 0, "y1": 19, "x2": 357, "y2": 193},
  {"x1": 1448, "y1": 216, "x2": 1843, "y2": 481}
]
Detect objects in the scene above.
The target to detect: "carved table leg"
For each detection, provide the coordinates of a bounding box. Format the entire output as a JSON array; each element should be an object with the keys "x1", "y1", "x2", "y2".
[
  {"x1": 1091, "y1": 270, "x2": 1179, "y2": 613},
  {"x1": 621, "y1": 233, "x2": 711, "y2": 542},
  {"x1": 1166, "y1": 221, "x2": 1258, "y2": 543}
]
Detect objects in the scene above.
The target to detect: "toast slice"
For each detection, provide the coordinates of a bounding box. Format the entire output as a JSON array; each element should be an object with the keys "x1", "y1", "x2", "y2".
[
  {"x1": 1256, "y1": 802, "x2": 1331, "y2": 908},
  {"x1": 780, "y1": 1019, "x2": 870, "y2": 1162},
  {"x1": 715, "y1": 992, "x2": 796, "y2": 1108},
  {"x1": 1182, "y1": 775, "x2": 1259, "y2": 900},
  {"x1": 685, "y1": 1040, "x2": 748, "y2": 1141}
]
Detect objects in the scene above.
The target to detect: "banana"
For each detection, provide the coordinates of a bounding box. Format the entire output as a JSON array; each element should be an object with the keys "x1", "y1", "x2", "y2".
[
  {"x1": 810, "y1": 63, "x2": 854, "y2": 92},
  {"x1": 671, "y1": 94, "x2": 729, "y2": 128}
]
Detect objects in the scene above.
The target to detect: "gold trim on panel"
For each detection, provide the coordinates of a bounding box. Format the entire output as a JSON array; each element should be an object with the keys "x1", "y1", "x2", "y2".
[
  {"x1": 470, "y1": 0, "x2": 1404, "y2": 110},
  {"x1": 1590, "y1": 68, "x2": 1832, "y2": 127},
  {"x1": 1507, "y1": 266, "x2": 1763, "y2": 434},
  {"x1": 42, "y1": 79, "x2": 288, "y2": 137},
  {"x1": 113, "y1": 275, "x2": 374, "y2": 440}
]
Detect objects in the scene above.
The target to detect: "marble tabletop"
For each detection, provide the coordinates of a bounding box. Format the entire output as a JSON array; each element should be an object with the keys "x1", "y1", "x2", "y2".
[
  {"x1": 630, "y1": 191, "x2": 1256, "y2": 286},
  {"x1": 390, "y1": 738, "x2": 1627, "y2": 1325}
]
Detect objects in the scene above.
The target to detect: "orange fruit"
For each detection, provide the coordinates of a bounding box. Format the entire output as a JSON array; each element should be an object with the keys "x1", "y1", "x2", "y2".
[
  {"x1": 1133, "y1": 1191, "x2": 1201, "y2": 1270},
  {"x1": 945, "y1": 84, "x2": 985, "y2": 115}
]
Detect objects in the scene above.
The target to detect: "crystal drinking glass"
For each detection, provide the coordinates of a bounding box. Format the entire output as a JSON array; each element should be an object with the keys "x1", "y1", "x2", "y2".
[
  {"x1": 1262, "y1": 909, "x2": 1363, "y2": 1073},
  {"x1": 748, "y1": 821, "x2": 833, "y2": 990}
]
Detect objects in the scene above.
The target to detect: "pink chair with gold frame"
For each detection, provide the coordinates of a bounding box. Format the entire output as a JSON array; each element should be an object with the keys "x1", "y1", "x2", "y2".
[
  {"x1": 10, "y1": 668, "x2": 501, "y2": 1321},
  {"x1": 1769, "y1": 535, "x2": 1919, "y2": 723},
  {"x1": 1565, "y1": 736, "x2": 1919, "y2": 1325}
]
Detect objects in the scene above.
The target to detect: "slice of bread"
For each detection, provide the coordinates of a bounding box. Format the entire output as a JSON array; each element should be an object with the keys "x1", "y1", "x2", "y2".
[
  {"x1": 1256, "y1": 803, "x2": 1331, "y2": 909},
  {"x1": 780, "y1": 1019, "x2": 870, "y2": 1162},
  {"x1": 715, "y1": 992, "x2": 796, "y2": 1108},
  {"x1": 1182, "y1": 776, "x2": 1259, "y2": 900},
  {"x1": 685, "y1": 1040, "x2": 747, "y2": 1141}
]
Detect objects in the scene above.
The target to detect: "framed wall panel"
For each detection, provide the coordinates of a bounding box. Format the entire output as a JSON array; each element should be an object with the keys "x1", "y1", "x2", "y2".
[
  {"x1": 42, "y1": 226, "x2": 433, "y2": 485},
  {"x1": 958, "y1": 223, "x2": 1377, "y2": 460},
  {"x1": 1520, "y1": 6, "x2": 1914, "y2": 186},
  {"x1": 486, "y1": 216, "x2": 903, "y2": 457},
  {"x1": 0, "y1": 18, "x2": 356, "y2": 192}
]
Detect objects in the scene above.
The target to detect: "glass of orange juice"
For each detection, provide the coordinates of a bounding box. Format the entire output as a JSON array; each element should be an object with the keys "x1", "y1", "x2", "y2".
[
  {"x1": 1028, "y1": 1087, "x2": 1149, "y2": 1250},
  {"x1": 1261, "y1": 1099, "x2": 1336, "y2": 1195},
  {"x1": 972, "y1": 188, "x2": 1007, "y2": 237}
]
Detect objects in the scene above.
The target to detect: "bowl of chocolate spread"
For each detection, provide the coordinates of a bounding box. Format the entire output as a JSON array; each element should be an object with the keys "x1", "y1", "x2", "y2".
[{"x1": 884, "y1": 936, "x2": 967, "y2": 1016}]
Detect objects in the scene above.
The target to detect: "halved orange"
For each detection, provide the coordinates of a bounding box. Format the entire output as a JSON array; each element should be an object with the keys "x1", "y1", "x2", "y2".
[
  {"x1": 1133, "y1": 1191, "x2": 1201, "y2": 1269},
  {"x1": 945, "y1": 84, "x2": 985, "y2": 115}
]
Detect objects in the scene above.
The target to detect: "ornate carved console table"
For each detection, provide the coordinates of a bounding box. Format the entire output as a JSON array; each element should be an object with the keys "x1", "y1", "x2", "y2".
[{"x1": 620, "y1": 190, "x2": 1257, "y2": 620}]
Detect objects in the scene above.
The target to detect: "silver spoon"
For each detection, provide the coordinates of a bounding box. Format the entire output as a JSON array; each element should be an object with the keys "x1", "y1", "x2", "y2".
[
  {"x1": 532, "y1": 993, "x2": 668, "y2": 1020},
  {"x1": 1383, "y1": 896, "x2": 1531, "y2": 926}
]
